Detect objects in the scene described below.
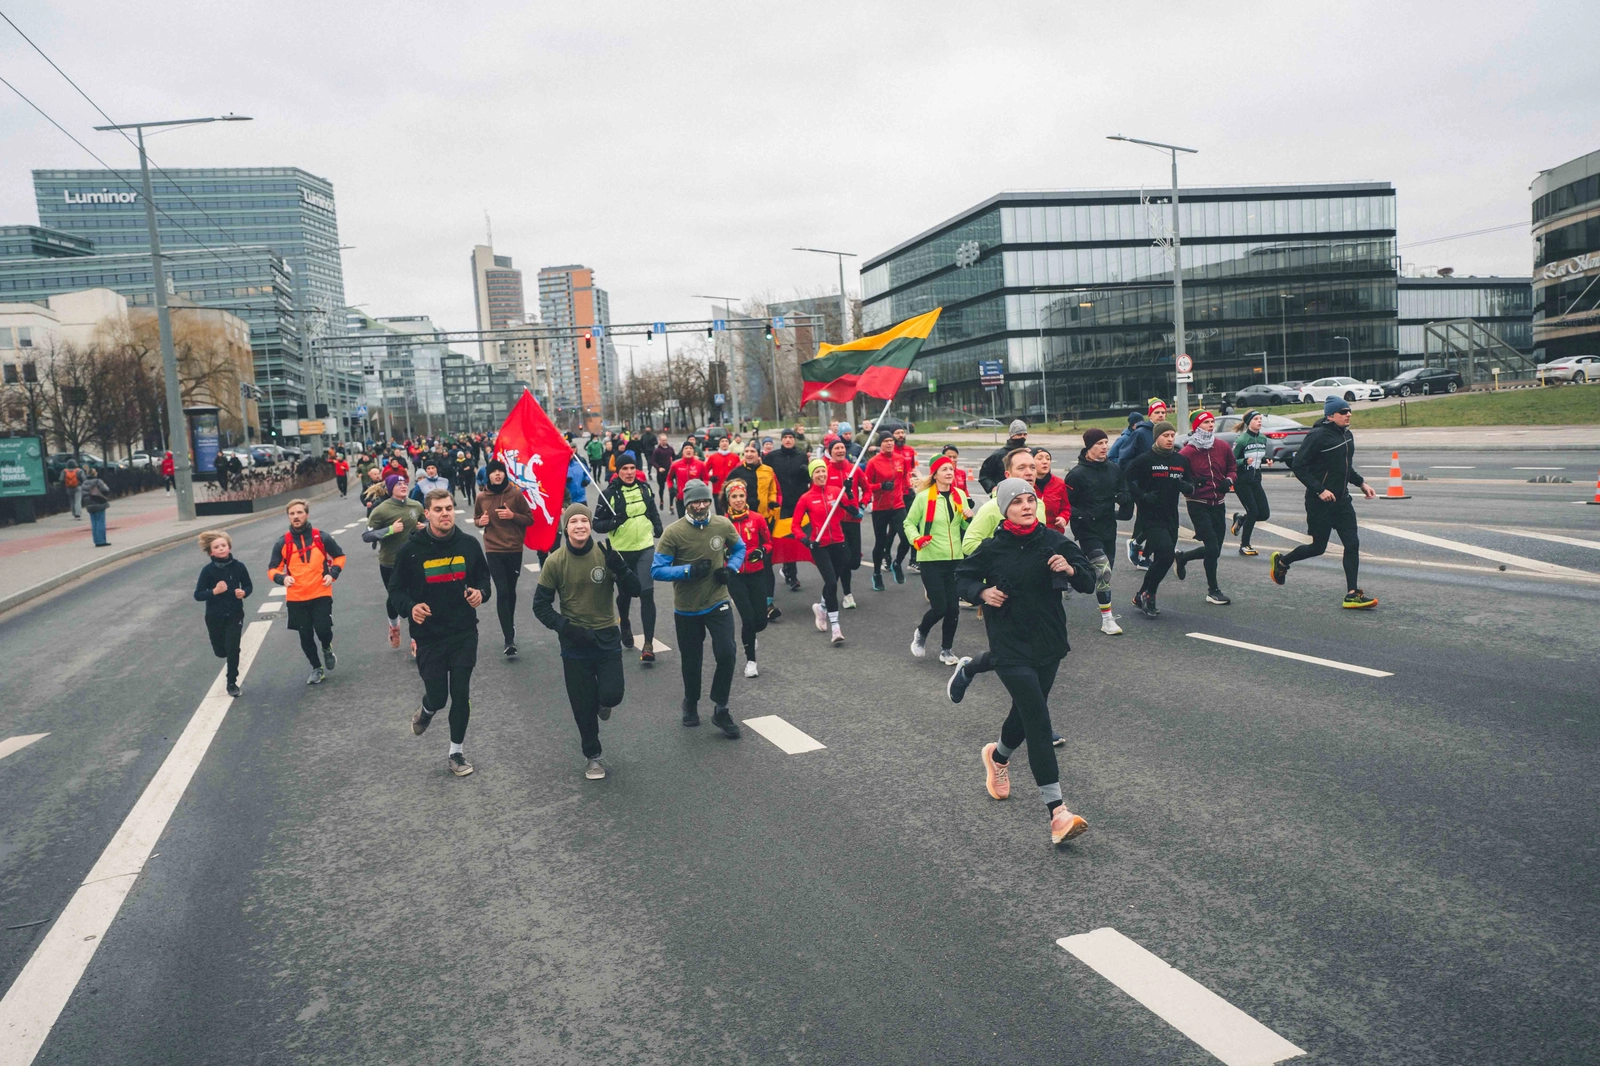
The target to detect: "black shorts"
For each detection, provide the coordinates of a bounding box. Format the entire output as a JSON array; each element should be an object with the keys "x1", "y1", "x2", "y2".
[{"x1": 286, "y1": 596, "x2": 333, "y2": 632}]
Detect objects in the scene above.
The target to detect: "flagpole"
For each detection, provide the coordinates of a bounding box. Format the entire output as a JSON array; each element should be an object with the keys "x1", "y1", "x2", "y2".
[
  {"x1": 571, "y1": 447, "x2": 619, "y2": 515},
  {"x1": 817, "y1": 391, "x2": 894, "y2": 536}
]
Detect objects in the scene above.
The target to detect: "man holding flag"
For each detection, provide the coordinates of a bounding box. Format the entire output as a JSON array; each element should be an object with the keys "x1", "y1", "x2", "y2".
[{"x1": 492, "y1": 390, "x2": 574, "y2": 569}]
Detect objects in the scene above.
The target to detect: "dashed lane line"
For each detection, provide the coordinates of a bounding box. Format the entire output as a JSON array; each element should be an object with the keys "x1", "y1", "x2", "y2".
[
  {"x1": 1249, "y1": 521, "x2": 1600, "y2": 584},
  {"x1": 1058, "y1": 928, "x2": 1307, "y2": 1066},
  {"x1": 523, "y1": 561, "x2": 541, "y2": 573},
  {"x1": 257, "y1": 600, "x2": 283, "y2": 614},
  {"x1": 742, "y1": 715, "x2": 826, "y2": 754},
  {"x1": 0, "y1": 734, "x2": 49, "y2": 763},
  {"x1": 1187, "y1": 633, "x2": 1393, "y2": 678},
  {"x1": 0, "y1": 620, "x2": 273, "y2": 1066},
  {"x1": 1513, "y1": 466, "x2": 1564, "y2": 470},
  {"x1": 1362, "y1": 521, "x2": 1591, "y2": 577},
  {"x1": 1475, "y1": 526, "x2": 1600, "y2": 551},
  {"x1": 631, "y1": 635, "x2": 671, "y2": 653},
  {"x1": 268, "y1": 586, "x2": 286, "y2": 596}
]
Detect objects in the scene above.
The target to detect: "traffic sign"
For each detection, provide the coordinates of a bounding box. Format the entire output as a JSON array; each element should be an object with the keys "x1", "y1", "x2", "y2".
[
  {"x1": 355, "y1": 404, "x2": 368, "y2": 418},
  {"x1": 978, "y1": 359, "x2": 1005, "y2": 387},
  {"x1": 713, "y1": 319, "x2": 726, "y2": 332},
  {"x1": 1176, "y1": 372, "x2": 1194, "y2": 384},
  {"x1": 653, "y1": 321, "x2": 666, "y2": 334},
  {"x1": 772, "y1": 315, "x2": 785, "y2": 329},
  {"x1": 714, "y1": 393, "x2": 726, "y2": 406},
  {"x1": 592, "y1": 324, "x2": 605, "y2": 338},
  {"x1": 1176, "y1": 354, "x2": 1193, "y2": 374}
]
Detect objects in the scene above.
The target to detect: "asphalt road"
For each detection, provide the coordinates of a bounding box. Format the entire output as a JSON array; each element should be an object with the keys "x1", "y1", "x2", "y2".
[{"x1": 1, "y1": 476, "x2": 1597, "y2": 1065}]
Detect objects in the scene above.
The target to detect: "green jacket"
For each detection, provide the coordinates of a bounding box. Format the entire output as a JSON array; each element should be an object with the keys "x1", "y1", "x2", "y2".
[
  {"x1": 586, "y1": 439, "x2": 604, "y2": 461},
  {"x1": 1233, "y1": 430, "x2": 1269, "y2": 479},
  {"x1": 902, "y1": 487, "x2": 971, "y2": 562},
  {"x1": 367, "y1": 496, "x2": 425, "y2": 568},
  {"x1": 961, "y1": 498, "x2": 1002, "y2": 557}
]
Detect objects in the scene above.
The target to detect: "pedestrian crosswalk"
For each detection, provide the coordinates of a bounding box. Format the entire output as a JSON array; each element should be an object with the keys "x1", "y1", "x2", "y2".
[{"x1": 0, "y1": 733, "x2": 49, "y2": 763}]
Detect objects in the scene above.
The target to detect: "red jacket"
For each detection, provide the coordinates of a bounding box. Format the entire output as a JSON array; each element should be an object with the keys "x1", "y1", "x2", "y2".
[
  {"x1": 952, "y1": 466, "x2": 969, "y2": 493},
  {"x1": 160, "y1": 454, "x2": 175, "y2": 476},
  {"x1": 824, "y1": 459, "x2": 866, "y2": 522},
  {"x1": 864, "y1": 452, "x2": 909, "y2": 511},
  {"x1": 728, "y1": 508, "x2": 773, "y2": 572},
  {"x1": 793, "y1": 485, "x2": 847, "y2": 547},
  {"x1": 334, "y1": 459, "x2": 349, "y2": 476},
  {"x1": 1179, "y1": 438, "x2": 1237, "y2": 506},
  {"x1": 1034, "y1": 474, "x2": 1071, "y2": 530},
  {"x1": 895, "y1": 444, "x2": 918, "y2": 482},
  {"x1": 669, "y1": 456, "x2": 708, "y2": 499},
  {"x1": 706, "y1": 450, "x2": 741, "y2": 493}
]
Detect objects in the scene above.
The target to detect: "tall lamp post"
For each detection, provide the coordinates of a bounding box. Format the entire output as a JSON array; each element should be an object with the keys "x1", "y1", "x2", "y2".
[
  {"x1": 793, "y1": 247, "x2": 858, "y2": 423},
  {"x1": 94, "y1": 113, "x2": 252, "y2": 521},
  {"x1": 1107, "y1": 135, "x2": 1197, "y2": 429},
  {"x1": 1334, "y1": 335, "x2": 1352, "y2": 378}
]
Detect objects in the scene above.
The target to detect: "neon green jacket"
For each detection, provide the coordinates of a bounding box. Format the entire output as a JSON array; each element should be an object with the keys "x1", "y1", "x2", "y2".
[
  {"x1": 961, "y1": 498, "x2": 1002, "y2": 557},
  {"x1": 902, "y1": 487, "x2": 972, "y2": 562}
]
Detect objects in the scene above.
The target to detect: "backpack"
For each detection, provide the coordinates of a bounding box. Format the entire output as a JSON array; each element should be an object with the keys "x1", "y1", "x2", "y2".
[
  {"x1": 1107, "y1": 427, "x2": 1136, "y2": 465},
  {"x1": 283, "y1": 527, "x2": 326, "y2": 569},
  {"x1": 63, "y1": 467, "x2": 80, "y2": 489}
]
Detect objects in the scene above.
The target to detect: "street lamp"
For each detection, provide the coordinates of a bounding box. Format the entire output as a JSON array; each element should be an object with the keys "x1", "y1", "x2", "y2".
[
  {"x1": 1108, "y1": 135, "x2": 1197, "y2": 428},
  {"x1": 794, "y1": 246, "x2": 859, "y2": 422},
  {"x1": 692, "y1": 294, "x2": 745, "y2": 426},
  {"x1": 94, "y1": 113, "x2": 252, "y2": 521},
  {"x1": 1334, "y1": 335, "x2": 1352, "y2": 378}
]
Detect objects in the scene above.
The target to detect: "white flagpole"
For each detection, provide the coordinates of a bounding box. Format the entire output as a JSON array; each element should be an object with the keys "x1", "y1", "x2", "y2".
[
  {"x1": 817, "y1": 392, "x2": 894, "y2": 536},
  {"x1": 571, "y1": 446, "x2": 619, "y2": 515}
]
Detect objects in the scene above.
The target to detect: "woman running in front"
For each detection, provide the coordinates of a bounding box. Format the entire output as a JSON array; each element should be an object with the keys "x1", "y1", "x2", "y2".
[
  {"x1": 903, "y1": 454, "x2": 971, "y2": 665},
  {"x1": 956, "y1": 478, "x2": 1098, "y2": 846},
  {"x1": 721, "y1": 479, "x2": 773, "y2": 676},
  {"x1": 793, "y1": 458, "x2": 849, "y2": 645}
]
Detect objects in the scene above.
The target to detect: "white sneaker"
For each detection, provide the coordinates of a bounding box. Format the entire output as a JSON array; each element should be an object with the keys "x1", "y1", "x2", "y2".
[
  {"x1": 1100, "y1": 612, "x2": 1123, "y2": 635},
  {"x1": 813, "y1": 602, "x2": 827, "y2": 631},
  {"x1": 831, "y1": 623, "x2": 844, "y2": 646},
  {"x1": 842, "y1": 593, "x2": 857, "y2": 610},
  {"x1": 938, "y1": 649, "x2": 959, "y2": 666},
  {"x1": 910, "y1": 628, "x2": 927, "y2": 658},
  {"x1": 744, "y1": 660, "x2": 759, "y2": 678}
]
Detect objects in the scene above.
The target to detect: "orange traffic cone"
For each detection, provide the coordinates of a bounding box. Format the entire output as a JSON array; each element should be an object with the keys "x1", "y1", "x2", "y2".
[
  {"x1": 1382, "y1": 451, "x2": 1411, "y2": 499},
  {"x1": 1588, "y1": 469, "x2": 1600, "y2": 505}
]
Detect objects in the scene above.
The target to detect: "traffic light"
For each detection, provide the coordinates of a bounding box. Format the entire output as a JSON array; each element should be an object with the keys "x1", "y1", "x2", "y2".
[
  {"x1": 584, "y1": 331, "x2": 592, "y2": 349},
  {"x1": 764, "y1": 323, "x2": 773, "y2": 341},
  {"x1": 646, "y1": 329, "x2": 653, "y2": 344},
  {"x1": 706, "y1": 325, "x2": 713, "y2": 338}
]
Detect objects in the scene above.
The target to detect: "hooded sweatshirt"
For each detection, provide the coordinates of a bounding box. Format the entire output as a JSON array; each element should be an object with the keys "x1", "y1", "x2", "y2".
[
  {"x1": 365, "y1": 495, "x2": 425, "y2": 567},
  {"x1": 1294, "y1": 417, "x2": 1365, "y2": 503},
  {"x1": 474, "y1": 478, "x2": 534, "y2": 553},
  {"x1": 1064, "y1": 448, "x2": 1130, "y2": 529}
]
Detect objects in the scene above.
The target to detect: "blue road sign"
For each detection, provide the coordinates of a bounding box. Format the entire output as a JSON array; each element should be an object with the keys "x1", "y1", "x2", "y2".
[
  {"x1": 714, "y1": 393, "x2": 726, "y2": 406},
  {"x1": 713, "y1": 319, "x2": 727, "y2": 332},
  {"x1": 772, "y1": 315, "x2": 785, "y2": 329},
  {"x1": 593, "y1": 324, "x2": 605, "y2": 338},
  {"x1": 653, "y1": 321, "x2": 665, "y2": 334},
  {"x1": 978, "y1": 359, "x2": 1005, "y2": 386},
  {"x1": 355, "y1": 404, "x2": 368, "y2": 418}
]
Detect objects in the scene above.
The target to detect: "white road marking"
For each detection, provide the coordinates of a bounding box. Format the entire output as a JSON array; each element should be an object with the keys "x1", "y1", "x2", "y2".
[
  {"x1": 523, "y1": 562, "x2": 541, "y2": 573},
  {"x1": 1363, "y1": 521, "x2": 1591, "y2": 577},
  {"x1": 257, "y1": 600, "x2": 283, "y2": 614},
  {"x1": 1513, "y1": 466, "x2": 1563, "y2": 470},
  {"x1": 1187, "y1": 632, "x2": 1393, "y2": 678},
  {"x1": 1246, "y1": 522, "x2": 1600, "y2": 582},
  {"x1": 1476, "y1": 526, "x2": 1600, "y2": 551},
  {"x1": 0, "y1": 734, "x2": 49, "y2": 763},
  {"x1": 1058, "y1": 928, "x2": 1307, "y2": 1066},
  {"x1": 1429, "y1": 465, "x2": 1475, "y2": 469},
  {"x1": 268, "y1": 586, "x2": 286, "y2": 597},
  {"x1": 742, "y1": 715, "x2": 825, "y2": 754},
  {"x1": 632, "y1": 635, "x2": 671, "y2": 652},
  {"x1": 0, "y1": 621, "x2": 272, "y2": 1066}
]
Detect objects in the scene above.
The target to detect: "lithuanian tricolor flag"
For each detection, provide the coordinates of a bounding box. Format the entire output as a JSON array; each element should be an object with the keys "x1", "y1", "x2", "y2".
[{"x1": 800, "y1": 308, "x2": 941, "y2": 406}]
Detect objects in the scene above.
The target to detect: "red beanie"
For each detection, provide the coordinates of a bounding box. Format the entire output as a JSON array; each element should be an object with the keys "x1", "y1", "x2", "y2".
[{"x1": 1190, "y1": 409, "x2": 1215, "y2": 432}]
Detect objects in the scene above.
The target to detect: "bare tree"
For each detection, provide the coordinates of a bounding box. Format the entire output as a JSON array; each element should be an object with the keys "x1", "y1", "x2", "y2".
[{"x1": 39, "y1": 340, "x2": 104, "y2": 458}]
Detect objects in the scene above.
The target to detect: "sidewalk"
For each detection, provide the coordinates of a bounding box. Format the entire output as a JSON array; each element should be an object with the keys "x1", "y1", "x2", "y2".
[{"x1": 0, "y1": 481, "x2": 335, "y2": 614}]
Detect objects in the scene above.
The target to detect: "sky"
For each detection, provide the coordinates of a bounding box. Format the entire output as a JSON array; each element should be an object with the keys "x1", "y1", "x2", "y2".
[{"x1": 0, "y1": 0, "x2": 1594, "y2": 366}]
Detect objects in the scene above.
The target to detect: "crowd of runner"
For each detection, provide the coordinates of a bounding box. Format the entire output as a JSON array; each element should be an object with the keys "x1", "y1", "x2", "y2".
[{"x1": 193, "y1": 396, "x2": 1378, "y2": 843}]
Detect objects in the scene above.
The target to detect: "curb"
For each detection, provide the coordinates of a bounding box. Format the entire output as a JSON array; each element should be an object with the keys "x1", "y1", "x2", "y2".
[{"x1": 0, "y1": 481, "x2": 338, "y2": 618}]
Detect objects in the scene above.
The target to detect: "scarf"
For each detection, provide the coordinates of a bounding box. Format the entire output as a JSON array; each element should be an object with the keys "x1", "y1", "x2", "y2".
[
  {"x1": 1000, "y1": 518, "x2": 1037, "y2": 537},
  {"x1": 1189, "y1": 427, "x2": 1215, "y2": 449},
  {"x1": 727, "y1": 501, "x2": 749, "y2": 519},
  {"x1": 912, "y1": 485, "x2": 967, "y2": 549}
]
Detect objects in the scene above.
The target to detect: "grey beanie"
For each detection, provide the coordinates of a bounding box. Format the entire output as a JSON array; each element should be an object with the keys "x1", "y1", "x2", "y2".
[
  {"x1": 1008, "y1": 419, "x2": 1028, "y2": 436},
  {"x1": 682, "y1": 478, "x2": 713, "y2": 505},
  {"x1": 995, "y1": 477, "x2": 1034, "y2": 516}
]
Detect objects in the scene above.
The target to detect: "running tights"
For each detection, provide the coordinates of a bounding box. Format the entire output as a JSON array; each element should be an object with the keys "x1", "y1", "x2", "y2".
[
  {"x1": 1138, "y1": 516, "x2": 1178, "y2": 597},
  {"x1": 917, "y1": 559, "x2": 959, "y2": 651},
  {"x1": 485, "y1": 550, "x2": 522, "y2": 645},
  {"x1": 1235, "y1": 479, "x2": 1269, "y2": 546},
  {"x1": 1177, "y1": 501, "x2": 1227, "y2": 588},
  {"x1": 615, "y1": 549, "x2": 656, "y2": 644},
  {"x1": 725, "y1": 569, "x2": 769, "y2": 659},
  {"x1": 675, "y1": 605, "x2": 736, "y2": 708},
  {"x1": 871, "y1": 508, "x2": 905, "y2": 571},
  {"x1": 417, "y1": 633, "x2": 476, "y2": 744},
  {"x1": 206, "y1": 614, "x2": 243, "y2": 686},
  {"x1": 811, "y1": 542, "x2": 849, "y2": 613},
  {"x1": 379, "y1": 564, "x2": 399, "y2": 624},
  {"x1": 842, "y1": 522, "x2": 862, "y2": 581},
  {"x1": 655, "y1": 469, "x2": 670, "y2": 504},
  {"x1": 994, "y1": 657, "x2": 1063, "y2": 801},
  {"x1": 1282, "y1": 497, "x2": 1361, "y2": 590},
  {"x1": 563, "y1": 653, "x2": 624, "y2": 759}
]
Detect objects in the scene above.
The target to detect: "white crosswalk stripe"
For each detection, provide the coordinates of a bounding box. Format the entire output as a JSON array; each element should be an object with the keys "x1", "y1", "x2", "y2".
[{"x1": 0, "y1": 734, "x2": 49, "y2": 763}]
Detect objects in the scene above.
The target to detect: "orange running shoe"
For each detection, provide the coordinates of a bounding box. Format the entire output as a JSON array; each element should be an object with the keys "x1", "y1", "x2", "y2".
[
  {"x1": 388, "y1": 623, "x2": 401, "y2": 649},
  {"x1": 1050, "y1": 807, "x2": 1088, "y2": 844},
  {"x1": 981, "y1": 742, "x2": 1010, "y2": 800}
]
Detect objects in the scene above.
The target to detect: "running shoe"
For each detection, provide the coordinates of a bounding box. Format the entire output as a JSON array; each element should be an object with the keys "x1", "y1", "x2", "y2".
[
  {"x1": 910, "y1": 628, "x2": 927, "y2": 658},
  {"x1": 411, "y1": 705, "x2": 434, "y2": 735},
  {"x1": 813, "y1": 602, "x2": 828, "y2": 631},
  {"x1": 1100, "y1": 612, "x2": 1123, "y2": 635},
  {"x1": 1270, "y1": 551, "x2": 1288, "y2": 585},
  {"x1": 619, "y1": 622, "x2": 633, "y2": 649},
  {"x1": 787, "y1": 579, "x2": 803, "y2": 593},
  {"x1": 323, "y1": 647, "x2": 336, "y2": 671},
  {"x1": 1132, "y1": 591, "x2": 1160, "y2": 618},
  {"x1": 1126, "y1": 537, "x2": 1139, "y2": 565},
  {"x1": 504, "y1": 644, "x2": 517, "y2": 659},
  {"x1": 225, "y1": 682, "x2": 242, "y2": 697},
  {"x1": 767, "y1": 604, "x2": 782, "y2": 621},
  {"x1": 585, "y1": 758, "x2": 608, "y2": 780},
  {"x1": 1238, "y1": 545, "x2": 1258, "y2": 556},
  {"x1": 1050, "y1": 806, "x2": 1089, "y2": 844},
  {"x1": 306, "y1": 667, "x2": 325, "y2": 685},
  {"x1": 641, "y1": 648, "x2": 656, "y2": 665},
  {"x1": 872, "y1": 572, "x2": 885, "y2": 592},
  {"x1": 598, "y1": 701, "x2": 613, "y2": 721},
  {"x1": 908, "y1": 561, "x2": 921, "y2": 573},
  {"x1": 1174, "y1": 554, "x2": 1187, "y2": 582},
  {"x1": 842, "y1": 593, "x2": 857, "y2": 610},
  {"x1": 1052, "y1": 732, "x2": 1065, "y2": 748},
  {"x1": 711, "y1": 705, "x2": 742, "y2": 739},
  {"x1": 744, "y1": 660, "x2": 759, "y2": 678},
  {"x1": 388, "y1": 623, "x2": 401, "y2": 649},
  {"x1": 447, "y1": 752, "x2": 474, "y2": 777},
  {"x1": 1342, "y1": 589, "x2": 1379, "y2": 609},
  {"x1": 947, "y1": 657, "x2": 973, "y2": 704},
  {"x1": 1206, "y1": 587, "x2": 1231, "y2": 605},
  {"x1": 981, "y1": 742, "x2": 1011, "y2": 800},
  {"x1": 681, "y1": 700, "x2": 700, "y2": 727},
  {"x1": 831, "y1": 623, "x2": 845, "y2": 646},
  {"x1": 891, "y1": 562, "x2": 905, "y2": 585},
  {"x1": 938, "y1": 649, "x2": 959, "y2": 666},
  {"x1": 1230, "y1": 512, "x2": 1243, "y2": 537}
]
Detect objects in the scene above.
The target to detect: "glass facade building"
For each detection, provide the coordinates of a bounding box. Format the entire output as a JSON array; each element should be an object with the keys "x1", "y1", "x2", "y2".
[
  {"x1": 0, "y1": 225, "x2": 94, "y2": 260},
  {"x1": 32, "y1": 167, "x2": 356, "y2": 434},
  {"x1": 1531, "y1": 148, "x2": 1600, "y2": 361},
  {"x1": 1398, "y1": 275, "x2": 1532, "y2": 366},
  {"x1": 861, "y1": 184, "x2": 1398, "y2": 419}
]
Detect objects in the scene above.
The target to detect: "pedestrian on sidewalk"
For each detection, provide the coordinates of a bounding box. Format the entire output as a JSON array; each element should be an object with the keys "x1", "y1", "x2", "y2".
[
  {"x1": 1231, "y1": 411, "x2": 1271, "y2": 556},
  {"x1": 1271, "y1": 396, "x2": 1379, "y2": 609},
  {"x1": 389, "y1": 489, "x2": 492, "y2": 776},
  {"x1": 63, "y1": 459, "x2": 83, "y2": 520},
  {"x1": 193, "y1": 530, "x2": 252, "y2": 696},
  {"x1": 1175, "y1": 410, "x2": 1237, "y2": 606},
  {"x1": 267, "y1": 499, "x2": 346, "y2": 684},
  {"x1": 473, "y1": 459, "x2": 534, "y2": 658},
  {"x1": 161, "y1": 451, "x2": 175, "y2": 494},
  {"x1": 81, "y1": 467, "x2": 112, "y2": 546},
  {"x1": 956, "y1": 477, "x2": 1097, "y2": 846}
]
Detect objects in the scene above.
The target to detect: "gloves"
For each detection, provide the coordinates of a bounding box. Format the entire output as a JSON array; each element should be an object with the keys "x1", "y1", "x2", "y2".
[
  {"x1": 746, "y1": 547, "x2": 766, "y2": 564},
  {"x1": 688, "y1": 558, "x2": 712, "y2": 580},
  {"x1": 712, "y1": 566, "x2": 731, "y2": 586},
  {"x1": 879, "y1": 479, "x2": 896, "y2": 492},
  {"x1": 560, "y1": 620, "x2": 596, "y2": 647}
]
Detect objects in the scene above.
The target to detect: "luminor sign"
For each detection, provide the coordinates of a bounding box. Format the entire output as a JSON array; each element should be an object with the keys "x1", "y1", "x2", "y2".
[
  {"x1": 300, "y1": 189, "x2": 335, "y2": 212},
  {"x1": 63, "y1": 189, "x2": 139, "y2": 204}
]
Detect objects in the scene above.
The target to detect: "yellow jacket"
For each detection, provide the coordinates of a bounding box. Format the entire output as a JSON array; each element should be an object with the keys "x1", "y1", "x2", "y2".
[{"x1": 756, "y1": 463, "x2": 780, "y2": 523}]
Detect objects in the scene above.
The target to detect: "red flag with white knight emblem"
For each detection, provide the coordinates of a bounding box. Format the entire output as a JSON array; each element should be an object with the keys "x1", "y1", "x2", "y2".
[{"x1": 492, "y1": 390, "x2": 571, "y2": 552}]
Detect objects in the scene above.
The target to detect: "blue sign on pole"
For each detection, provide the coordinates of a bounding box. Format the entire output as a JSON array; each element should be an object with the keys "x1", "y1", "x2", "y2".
[
  {"x1": 653, "y1": 321, "x2": 665, "y2": 334},
  {"x1": 714, "y1": 393, "x2": 726, "y2": 407},
  {"x1": 978, "y1": 359, "x2": 1005, "y2": 387},
  {"x1": 355, "y1": 404, "x2": 368, "y2": 418},
  {"x1": 592, "y1": 324, "x2": 605, "y2": 338},
  {"x1": 772, "y1": 315, "x2": 785, "y2": 329},
  {"x1": 713, "y1": 319, "x2": 727, "y2": 332}
]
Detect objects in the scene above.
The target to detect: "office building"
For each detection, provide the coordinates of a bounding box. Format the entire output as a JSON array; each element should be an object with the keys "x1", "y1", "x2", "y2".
[
  {"x1": 861, "y1": 184, "x2": 1400, "y2": 420},
  {"x1": 442, "y1": 349, "x2": 519, "y2": 433},
  {"x1": 0, "y1": 225, "x2": 94, "y2": 261},
  {"x1": 538, "y1": 264, "x2": 612, "y2": 431},
  {"x1": 470, "y1": 244, "x2": 526, "y2": 363},
  {"x1": 345, "y1": 313, "x2": 451, "y2": 439},
  {"x1": 1532, "y1": 148, "x2": 1600, "y2": 362},
  {"x1": 1398, "y1": 272, "x2": 1533, "y2": 380}
]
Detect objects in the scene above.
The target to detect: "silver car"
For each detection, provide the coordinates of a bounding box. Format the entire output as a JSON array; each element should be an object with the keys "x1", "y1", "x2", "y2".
[{"x1": 1536, "y1": 355, "x2": 1599, "y2": 383}]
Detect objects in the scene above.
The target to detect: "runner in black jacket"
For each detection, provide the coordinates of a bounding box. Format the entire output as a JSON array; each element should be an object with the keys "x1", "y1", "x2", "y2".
[
  {"x1": 763, "y1": 429, "x2": 812, "y2": 590},
  {"x1": 1271, "y1": 397, "x2": 1378, "y2": 608},
  {"x1": 1122, "y1": 421, "x2": 1193, "y2": 618},
  {"x1": 956, "y1": 478, "x2": 1097, "y2": 846},
  {"x1": 1064, "y1": 428, "x2": 1132, "y2": 635}
]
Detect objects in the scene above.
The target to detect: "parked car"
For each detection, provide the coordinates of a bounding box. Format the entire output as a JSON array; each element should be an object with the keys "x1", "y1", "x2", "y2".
[
  {"x1": 1229, "y1": 383, "x2": 1305, "y2": 408},
  {"x1": 1377, "y1": 366, "x2": 1464, "y2": 397},
  {"x1": 1298, "y1": 376, "x2": 1383, "y2": 403},
  {"x1": 688, "y1": 425, "x2": 728, "y2": 451},
  {"x1": 47, "y1": 451, "x2": 108, "y2": 481},
  {"x1": 219, "y1": 447, "x2": 254, "y2": 468},
  {"x1": 956, "y1": 417, "x2": 1005, "y2": 429},
  {"x1": 1536, "y1": 354, "x2": 1599, "y2": 383},
  {"x1": 118, "y1": 451, "x2": 158, "y2": 470},
  {"x1": 1213, "y1": 413, "x2": 1310, "y2": 466},
  {"x1": 250, "y1": 444, "x2": 285, "y2": 466}
]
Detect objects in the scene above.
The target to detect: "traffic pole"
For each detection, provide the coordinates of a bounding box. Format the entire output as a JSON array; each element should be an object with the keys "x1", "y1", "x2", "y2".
[
  {"x1": 1382, "y1": 451, "x2": 1411, "y2": 499},
  {"x1": 1588, "y1": 469, "x2": 1600, "y2": 505}
]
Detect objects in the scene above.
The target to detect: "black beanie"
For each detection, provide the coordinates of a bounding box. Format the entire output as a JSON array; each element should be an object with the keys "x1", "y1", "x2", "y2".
[{"x1": 485, "y1": 459, "x2": 507, "y2": 477}]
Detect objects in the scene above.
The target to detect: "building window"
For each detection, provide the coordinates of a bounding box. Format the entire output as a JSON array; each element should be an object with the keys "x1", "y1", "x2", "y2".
[
  {"x1": 23, "y1": 362, "x2": 37, "y2": 383},
  {"x1": 0, "y1": 327, "x2": 11, "y2": 349},
  {"x1": 16, "y1": 327, "x2": 32, "y2": 349},
  {"x1": 2, "y1": 363, "x2": 16, "y2": 384}
]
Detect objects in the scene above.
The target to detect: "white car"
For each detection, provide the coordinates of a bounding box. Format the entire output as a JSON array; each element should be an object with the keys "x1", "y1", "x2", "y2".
[
  {"x1": 1298, "y1": 377, "x2": 1383, "y2": 404},
  {"x1": 1536, "y1": 355, "x2": 1598, "y2": 383}
]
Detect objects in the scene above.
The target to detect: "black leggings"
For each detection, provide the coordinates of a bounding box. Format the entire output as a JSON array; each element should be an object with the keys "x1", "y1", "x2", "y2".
[
  {"x1": 563, "y1": 653, "x2": 624, "y2": 759},
  {"x1": 811, "y1": 541, "x2": 849, "y2": 613},
  {"x1": 655, "y1": 468, "x2": 670, "y2": 504},
  {"x1": 872, "y1": 507, "x2": 905, "y2": 571},
  {"x1": 917, "y1": 559, "x2": 959, "y2": 651},
  {"x1": 417, "y1": 632, "x2": 476, "y2": 744},
  {"x1": 460, "y1": 478, "x2": 476, "y2": 505},
  {"x1": 1283, "y1": 497, "x2": 1361, "y2": 590},
  {"x1": 995, "y1": 657, "x2": 1062, "y2": 791},
  {"x1": 675, "y1": 605, "x2": 736, "y2": 707},
  {"x1": 485, "y1": 550, "x2": 522, "y2": 645},
  {"x1": 292, "y1": 599, "x2": 333, "y2": 668},
  {"x1": 1178, "y1": 501, "x2": 1227, "y2": 588},
  {"x1": 842, "y1": 522, "x2": 861, "y2": 584},
  {"x1": 615, "y1": 549, "x2": 655, "y2": 644},
  {"x1": 1235, "y1": 478, "x2": 1269, "y2": 546},
  {"x1": 206, "y1": 614, "x2": 243, "y2": 685},
  {"x1": 725, "y1": 569, "x2": 769, "y2": 659},
  {"x1": 1138, "y1": 513, "x2": 1178, "y2": 597}
]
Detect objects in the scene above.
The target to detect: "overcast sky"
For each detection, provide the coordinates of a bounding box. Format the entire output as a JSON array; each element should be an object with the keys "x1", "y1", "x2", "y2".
[{"x1": 1, "y1": 1, "x2": 1593, "y2": 363}]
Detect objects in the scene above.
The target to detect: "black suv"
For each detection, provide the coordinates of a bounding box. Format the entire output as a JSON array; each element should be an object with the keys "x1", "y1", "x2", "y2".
[{"x1": 1378, "y1": 366, "x2": 1463, "y2": 397}]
